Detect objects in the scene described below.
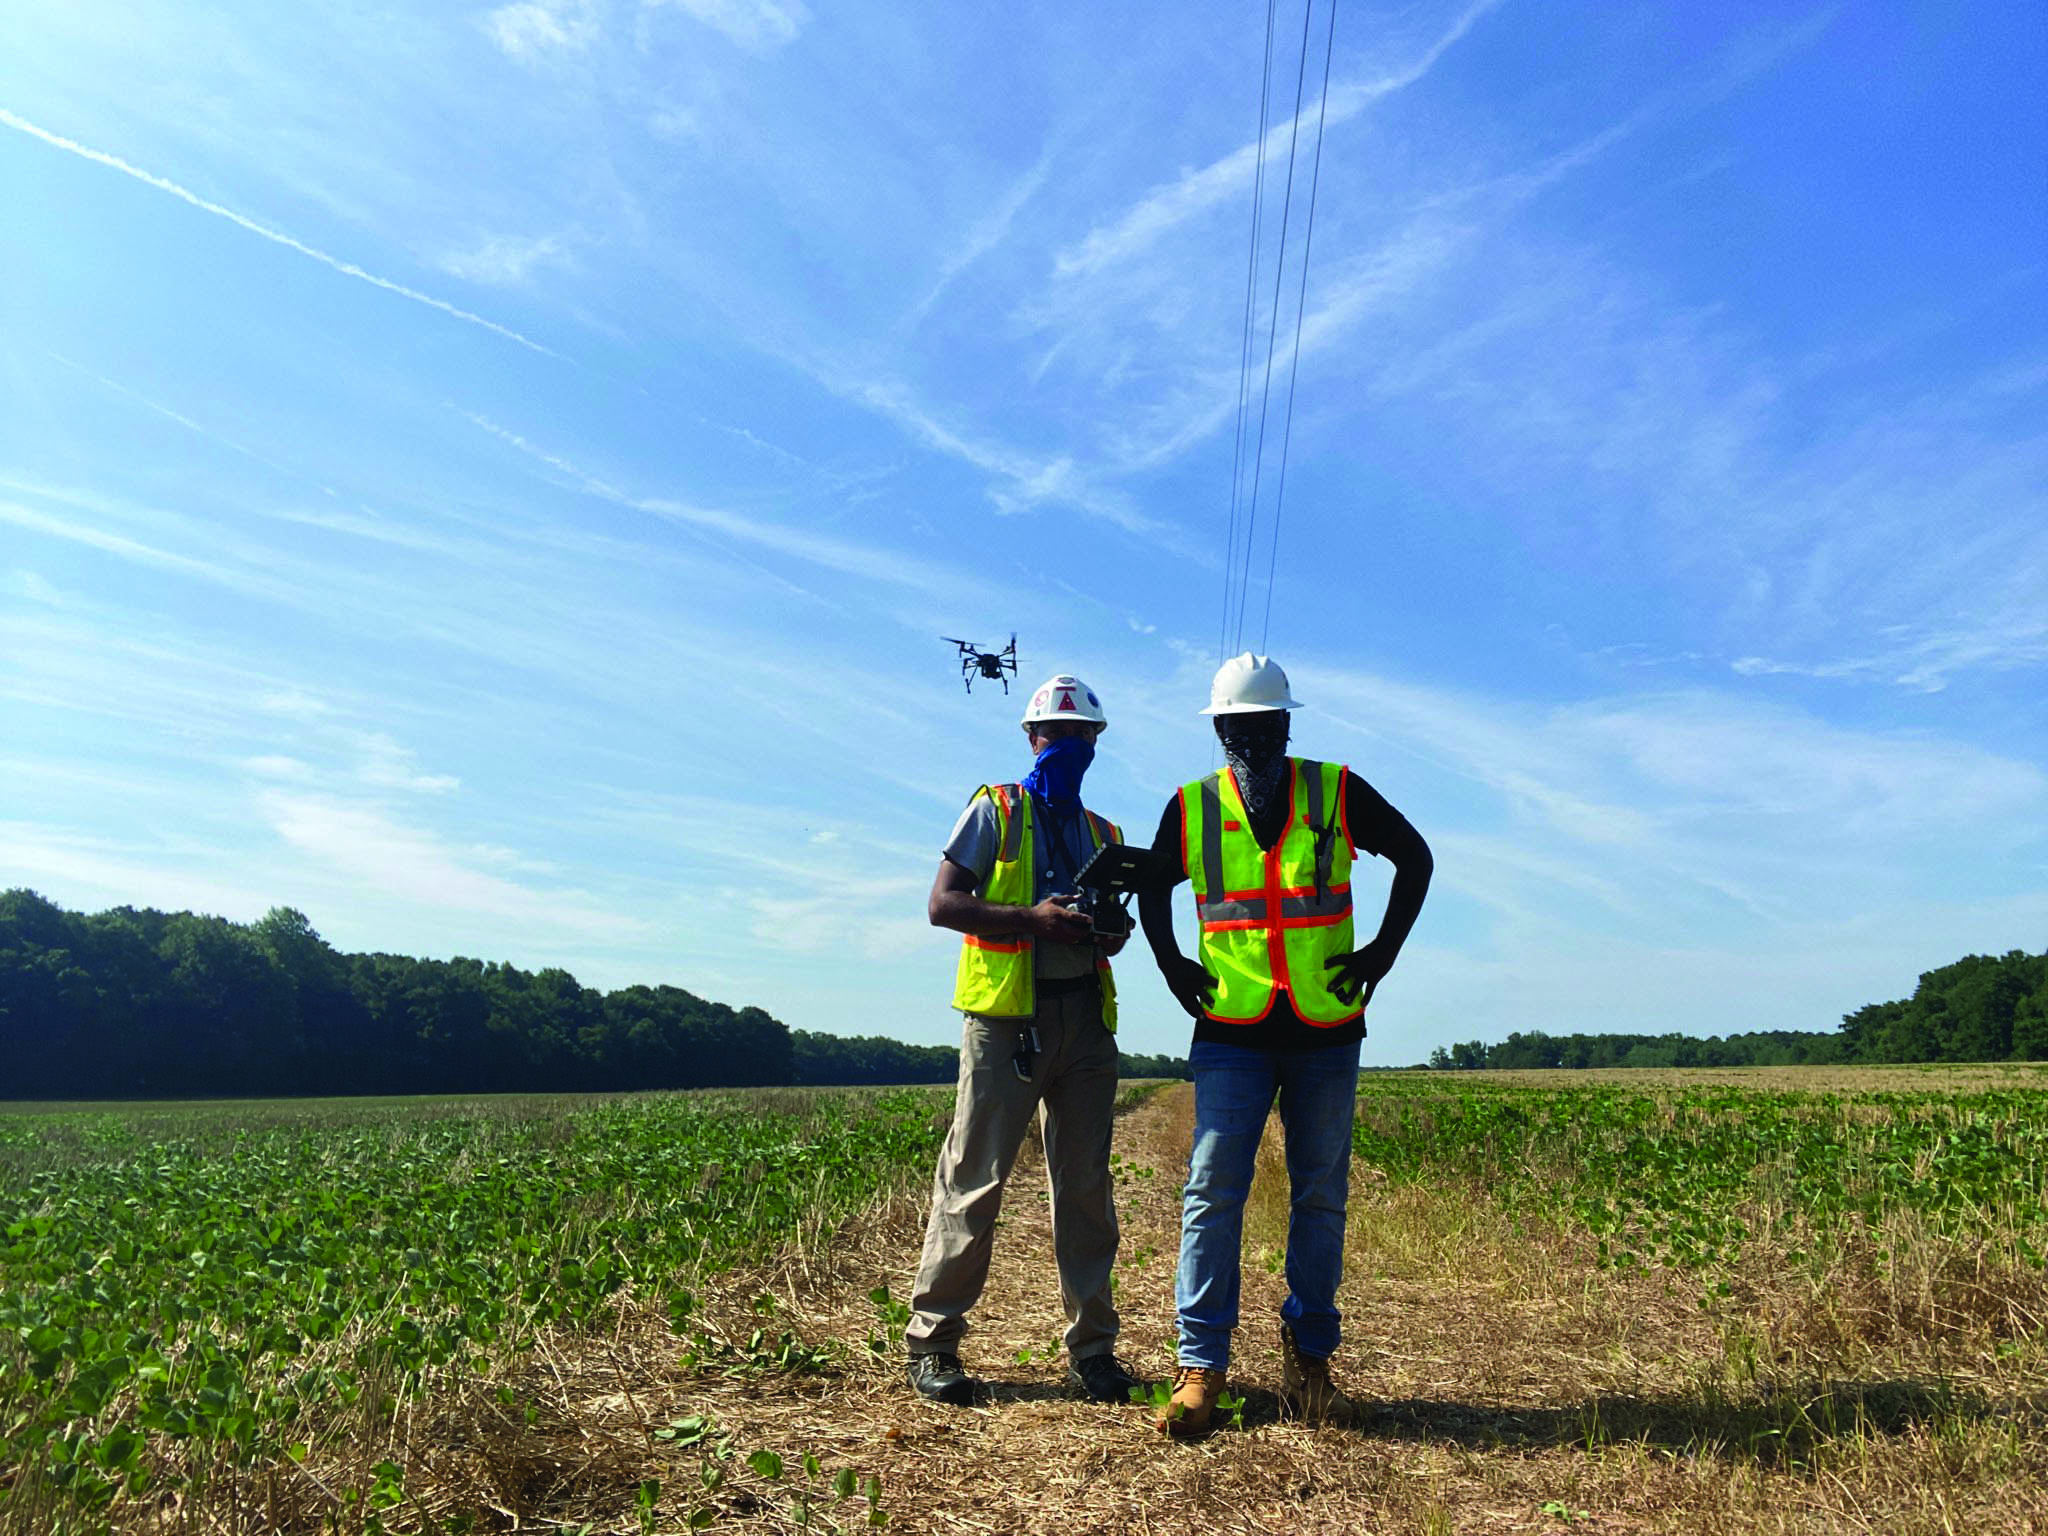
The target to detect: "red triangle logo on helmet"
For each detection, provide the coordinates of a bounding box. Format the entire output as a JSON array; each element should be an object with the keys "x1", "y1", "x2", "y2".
[{"x1": 1057, "y1": 688, "x2": 1077, "y2": 711}]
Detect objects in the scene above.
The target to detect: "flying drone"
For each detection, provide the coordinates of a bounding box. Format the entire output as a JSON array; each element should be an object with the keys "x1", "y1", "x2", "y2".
[{"x1": 943, "y1": 634, "x2": 1018, "y2": 694}]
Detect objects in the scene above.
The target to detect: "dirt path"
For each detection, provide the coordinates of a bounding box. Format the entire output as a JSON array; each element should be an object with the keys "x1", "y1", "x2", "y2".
[
  {"x1": 505, "y1": 1083, "x2": 2048, "y2": 1535},
  {"x1": 640, "y1": 1083, "x2": 1463, "y2": 1536}
]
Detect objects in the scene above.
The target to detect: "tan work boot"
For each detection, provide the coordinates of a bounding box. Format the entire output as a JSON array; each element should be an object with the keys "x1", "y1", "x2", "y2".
[
  {"x1": 1279, "y1": 1324, "x2": 1351, "y2": 1423},
  {"x1": 1157, "y1": 1364, "x2": 1226, "y2": 1437}
]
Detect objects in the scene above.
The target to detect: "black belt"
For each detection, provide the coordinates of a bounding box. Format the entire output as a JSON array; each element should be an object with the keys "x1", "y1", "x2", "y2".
[{"x1": 1037, "y1": 973, "x2": 1101, "y2": 998}]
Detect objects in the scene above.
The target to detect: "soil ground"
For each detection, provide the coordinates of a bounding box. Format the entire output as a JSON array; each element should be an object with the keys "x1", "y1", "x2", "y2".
[{"x1": 479, "y1": 1082, "x2": 2047, "y2": 1536}]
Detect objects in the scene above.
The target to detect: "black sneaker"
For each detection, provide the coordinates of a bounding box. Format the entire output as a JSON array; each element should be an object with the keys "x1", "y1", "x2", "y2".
[
  {"x1": 1068, "y1": 1353, "x2": 1143, "y2": 1403},
  {"x1": 906, "y1": 1351, "x2": 975, "y2": 1405}
]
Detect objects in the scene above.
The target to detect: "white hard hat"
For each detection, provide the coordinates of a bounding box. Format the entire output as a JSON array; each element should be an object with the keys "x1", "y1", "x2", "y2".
[
  {"x1": 1201, "y1": 652, "x2": 1300, "y2": 715},
  {"x1": 1021, "y1": 674, "x2": 1108, "y2": 732}
]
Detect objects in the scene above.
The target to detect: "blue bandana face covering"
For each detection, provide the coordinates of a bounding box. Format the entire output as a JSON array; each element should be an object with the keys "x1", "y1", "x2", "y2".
[{"x1": 1020, "y1": 735, "x2": 1095, "y2": 807}]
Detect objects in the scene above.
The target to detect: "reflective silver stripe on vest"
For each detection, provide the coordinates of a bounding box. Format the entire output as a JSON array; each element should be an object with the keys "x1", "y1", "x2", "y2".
[
  {"x1": 1196, "y1": 773, "x2": 1260, "y2": 921},
  {"x1": 1198, "y1": 772, "x2": 1226, "y2": 899},
  {"x1": 1280, "y1": 889, "x2": 1347, "y2": 919},
  {"x1": 1302, "y1": 759, "x2": 1336, "y2": 900},
  {"x1": 997, "y1": 784, "x2": 1024, "y2": 864},
  {"x1": 1201, "y1": 896, "x2": 1268, "y2": 923}
]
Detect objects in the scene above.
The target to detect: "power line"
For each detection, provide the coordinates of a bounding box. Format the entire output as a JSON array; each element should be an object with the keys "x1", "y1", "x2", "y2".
[
  {"x1": 1260, "y1": 0, "x2": 1337, "y2": 653},
  {"x1": 1234, "y1": 0, "x2": 1317, "y2": 657},
  {"x1": 1222, "y1": 0, "x2": 1280, "y2": 665},
  {"x1": 1219, "y1": 0, "x2": 1339, "y2": 662}
]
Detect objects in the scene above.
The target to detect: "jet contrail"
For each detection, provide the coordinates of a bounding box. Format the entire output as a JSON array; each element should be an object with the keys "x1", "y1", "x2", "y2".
[{"x1": 1, "y1": 106, "x2": 558, "y2": 359}]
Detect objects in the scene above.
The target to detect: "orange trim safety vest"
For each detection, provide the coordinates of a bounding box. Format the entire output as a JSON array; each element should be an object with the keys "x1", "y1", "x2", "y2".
[{"x1": 1176, "y1": 758, "x2": 1357, "y2": 1026}]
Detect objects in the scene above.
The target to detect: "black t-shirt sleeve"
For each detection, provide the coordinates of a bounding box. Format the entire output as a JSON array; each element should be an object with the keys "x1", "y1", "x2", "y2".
[
  {"x1": 1343, "y1": 769, "x2": 1414, "y2": 860},
  {"x1": 1149, "y1": 795, "x2": 1188, "y2": 886}
]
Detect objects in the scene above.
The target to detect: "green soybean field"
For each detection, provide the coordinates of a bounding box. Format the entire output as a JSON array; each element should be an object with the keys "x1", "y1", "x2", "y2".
[
  {"x1": 1351, "y1": 1071, "x2": 2048, "y2": 1283},
  {"x1": 5, "y1": 1069, "x2": 2046, "y2": 1535},
  {"x1": 0, "y1": 1090, "x2": 948, "y2": 1532}
]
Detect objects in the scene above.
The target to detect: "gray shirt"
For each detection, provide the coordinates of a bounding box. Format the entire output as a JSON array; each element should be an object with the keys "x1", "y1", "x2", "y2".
[{"x1": 942, "y1": 789, "x2": 1106, "y2": 980}]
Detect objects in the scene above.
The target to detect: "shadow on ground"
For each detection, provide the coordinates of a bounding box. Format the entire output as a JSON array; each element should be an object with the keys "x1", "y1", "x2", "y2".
[
  {"x1": 979, "y1": 1378, "x2": 1093, "y2": 1406},
  {"x1": 1273, "y1": 1379, "x2": 2048, "y2": 1465}
]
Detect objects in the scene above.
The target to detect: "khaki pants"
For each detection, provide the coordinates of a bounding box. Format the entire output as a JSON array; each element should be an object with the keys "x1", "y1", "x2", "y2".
[{"x1": 904, "y1": 986, "x2": 1121, "y2": 1361}]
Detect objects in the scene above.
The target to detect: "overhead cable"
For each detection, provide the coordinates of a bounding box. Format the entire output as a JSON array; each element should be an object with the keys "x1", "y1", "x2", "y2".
[
  {"x1": 1259, "y1": 0, "x2": 1337, "y2": 653},
  {"x1": 1219, "y1": 0, "x2": 1339, "y2": 662},
  {"x1": 1221, "y1": 0, "x2": 1281, "y2": 665}
]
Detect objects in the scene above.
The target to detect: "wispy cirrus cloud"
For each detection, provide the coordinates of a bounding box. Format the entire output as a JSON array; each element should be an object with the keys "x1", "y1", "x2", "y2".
[
  {"x1": 646, "y1": 0, "x2": 809, "y2": 53},
  {"x1": 0, "y1": 822, "x2": 277, "y2": 922},
  {"x1": 0, "y1": 107, "x2": 558, "y2": 357},
  {"x1": 905, "y1": 152, "x2": 1054, "y2": 328},
  {"x1": 462, "y1": 409, "x2": 1002, "y2": 594},
  {"x1": 1023, "y1": 8, "x2": 1851, "y2": 503},
  {"x1": 1051, "y1": 0, "x2": 1501, "y2": 282},
  {"x1": 577, "y1": 788, "x2": 934, "y2": 958},
  {"x1": 257, "y1": 790, "x2": 643, "y2": 939},
  {"x1": 438, "y1": 231, "x2": 577, "y2": 286},
  {"x1": 39, "y1": 349, "x2": 344, "y2": 495},
  {"x1": 1364, "y1": 245, "x2": 2048, "y2": 687},
  {"x1": 1734, "y1": 614, "x2": 2048, "y2": 694},
  {"x1": 0, "y1": 492, "x2": 270, "y2": 599},
  {"x1": 817, "y1": 370, "x2": 1191, "y2": 545},
  {"x1": 482, "y1": 0, "x2": 599, "y2": 60},
  {"x1": 1304, "y1": 662, "x2": 2047, "y2": 923}
]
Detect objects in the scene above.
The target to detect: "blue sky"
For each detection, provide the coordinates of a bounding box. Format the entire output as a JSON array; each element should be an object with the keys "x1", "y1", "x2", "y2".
[{"x1": 3, "y1": 1, "x2": 2044, "y2": 1066}]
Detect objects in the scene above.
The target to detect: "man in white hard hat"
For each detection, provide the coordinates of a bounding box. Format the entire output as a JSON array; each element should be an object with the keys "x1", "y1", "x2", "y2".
[
  {"x1": 1138, "y1": 653, "x2": 1432, "y2": 1436},
  {"x1": 903, "y1": 673, "x2": 1143, "y2": 1408}
]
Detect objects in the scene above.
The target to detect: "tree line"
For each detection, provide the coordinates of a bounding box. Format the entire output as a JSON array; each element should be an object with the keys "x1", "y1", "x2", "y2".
[
  {"x1": 1428, "y1": 948, "x2": 2048, "y2": 1070},
  {"x1": 0, "y1": 890, "x2": 1190, "y2": 1100}
]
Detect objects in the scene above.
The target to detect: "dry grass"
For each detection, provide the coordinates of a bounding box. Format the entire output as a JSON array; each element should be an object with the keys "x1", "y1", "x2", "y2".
[
  {"x1": 1232, "y1": 1089, "x2": 2048, "y2": 1535},
  {"x1": 1427, "y1": 1063, "x2": 2048, "y2": 1095},
  {"x1": 43, "y1": 1080, "x2": 2048, "y2": 1535}
]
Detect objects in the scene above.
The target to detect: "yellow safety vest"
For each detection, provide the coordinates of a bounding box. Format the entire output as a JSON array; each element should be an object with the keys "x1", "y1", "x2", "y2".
[
  {"x1": 951, "y1": 783, "x2": 1120, "y2": 1032},
  {"x1": 1177, "y1": 758, "x2": 1357, "y2": 1026}
]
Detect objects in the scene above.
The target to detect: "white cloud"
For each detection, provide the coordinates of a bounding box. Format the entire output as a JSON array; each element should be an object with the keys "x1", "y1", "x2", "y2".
[
  {"x1": 906, "y1": 154, "x2": 1052, "y2": 326},
  {"x1": 646, "y1": 0, "x2": 807, "y2": 52},
  {"x1": 1383, "y1": 887, "x2": 2048, "y2": 1063},
  {"x1": 258, "y1": 692, "x2": 333, "y2": 721},
  {"x1": 463, "y1": 410, "x2": 1001, "y2": 595},
  {"x1": 0, "y1": 495, "x2": 256, "y2": 593},
  {"x1": 0, "y1": 823, "x2": 275, "y2": 922},
  {"x1": 0, "y1": 108, "x2": 557, "y2": 357},
  {"x1": 7, "y1": 570, "x2": 65, "y2": 606},
  {"x1": 1052, "y1": 0, "x2": 1500, "y2": 282},
  {"x1": 1303, "y1": 662, "x2": 2048, "y2": 946},
  {"x1": 1572, "y1": 693, "x2": 2045, "y2": 833},
  {"x1": 351, "y1": 733, "x2": 462, "y2": 794},
  {"x1": 439, "y1": 231, "x2": 575, "y2": 286},
  {"x1": 826, "y1": 372, "x2": 1186, "y2": 544},
  {"x1": 245, "y1": 755, "x2": 315, "y2": 780},
  {"x1": 258, "y1": 791, "x2": 639, "y2": 939},
  {"x1": 645, "y1": 106, "x2": 701, "y2": 144},
  {"x1": 482, "y1": 1, "x2": 597, "y2": 59},
  {"x1": 467, "y1": 843, "x2": 564, "y2": 875}
]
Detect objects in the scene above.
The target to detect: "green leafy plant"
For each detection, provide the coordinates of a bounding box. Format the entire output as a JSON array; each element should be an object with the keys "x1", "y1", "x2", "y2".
[
  {"x1": 866, "y1": 1284, "x2": 912, "y2": 1357},
  {"x1": 1215, "y1": 1388, "x2": 1246, "y2": 1430},
  {"x1": 1014, "y1": 1333, "x2": 1061, "y2": 1366}
]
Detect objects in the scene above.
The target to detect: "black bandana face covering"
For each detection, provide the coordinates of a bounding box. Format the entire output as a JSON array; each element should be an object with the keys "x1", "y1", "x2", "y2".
[{"x1": 1215, "y1": 712, "x2": 1290, "y2": 820}]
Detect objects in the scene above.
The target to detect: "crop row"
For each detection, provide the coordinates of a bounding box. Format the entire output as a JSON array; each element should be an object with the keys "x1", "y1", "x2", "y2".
[
  {"x1": 1351, "y1": 1077, "x2": 2048, "y2": 1277},
  {"x1": 0, "y1": 1089, "x2": 948, "y2": 1518}
]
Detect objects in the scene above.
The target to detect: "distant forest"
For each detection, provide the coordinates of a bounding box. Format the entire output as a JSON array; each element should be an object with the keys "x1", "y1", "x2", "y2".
[
  {"x1": 0, "y1": 890, "x2": 1191, "y2": 1100},
  {"x1": 1428, "y1": 948, "x2": 2048, "y2": 1070}
]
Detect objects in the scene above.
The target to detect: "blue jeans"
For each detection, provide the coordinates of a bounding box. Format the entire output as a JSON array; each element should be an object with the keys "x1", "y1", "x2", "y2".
[{"x1": 1174, "y1": 1037, "x2": 1361, "y2": 1371}]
